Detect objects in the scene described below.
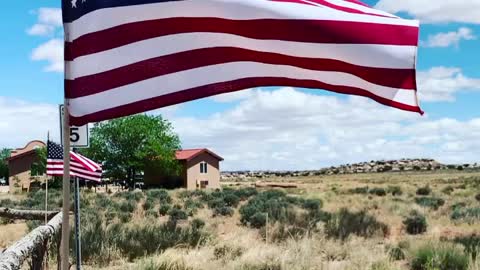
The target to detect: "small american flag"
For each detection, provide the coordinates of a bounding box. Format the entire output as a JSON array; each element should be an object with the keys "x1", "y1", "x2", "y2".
[
  {"x1": 47, "y1": 141, "x2": 102, "y2": 182},
  {"x1": 63, "y1": 0, "x2": 422, "y2": 126}
]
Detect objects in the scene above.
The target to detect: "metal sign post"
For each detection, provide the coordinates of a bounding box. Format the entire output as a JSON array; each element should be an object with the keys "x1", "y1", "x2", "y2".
[{"x1": 73, "y1": 169, "x2": 82, "y2": 270}]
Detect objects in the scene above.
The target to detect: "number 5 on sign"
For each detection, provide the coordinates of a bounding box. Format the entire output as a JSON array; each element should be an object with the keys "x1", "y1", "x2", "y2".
[{"x1": 59, "y1": 105, "x2": 90, "y2": 148}]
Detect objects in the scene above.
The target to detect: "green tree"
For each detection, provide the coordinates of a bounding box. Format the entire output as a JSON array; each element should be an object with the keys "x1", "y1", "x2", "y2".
[
  {"x1": 80, "y1": 115, "x2": 181, "y2": 186},
  {"x1": 31, "y1": 147, "x2": 47, "y2": 176},
  {"x1": 0, "y1": 148, "x2": 11, "y2": 184}
]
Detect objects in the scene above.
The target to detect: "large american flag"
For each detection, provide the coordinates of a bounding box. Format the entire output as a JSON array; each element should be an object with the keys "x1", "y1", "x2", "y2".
[
  {"x1": 46, "y1": 141, "x2": 102, "y2": 182},
  {"x1": 63, "y1": 0, "x2": 422, "y2": 126}
]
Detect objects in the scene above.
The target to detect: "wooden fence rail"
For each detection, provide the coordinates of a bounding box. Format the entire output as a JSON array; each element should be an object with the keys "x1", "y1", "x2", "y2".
[
  {"x1": 0, "y1": 208, "x2": 59, "y2": 221},
  {"x1": 0, "y1": 212, "x2": 62, "y2": 270}
]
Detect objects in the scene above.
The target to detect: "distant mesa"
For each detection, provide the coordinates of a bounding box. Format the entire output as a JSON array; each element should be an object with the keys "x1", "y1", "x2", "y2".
[{"x1": 221, "y1": 159, "x2": 480, "y2": 180}]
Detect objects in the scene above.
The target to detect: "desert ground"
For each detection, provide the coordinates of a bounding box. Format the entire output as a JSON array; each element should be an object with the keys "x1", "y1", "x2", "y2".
[{"x1": 1, "y1": 169, "x2": 480, "y2": 270}]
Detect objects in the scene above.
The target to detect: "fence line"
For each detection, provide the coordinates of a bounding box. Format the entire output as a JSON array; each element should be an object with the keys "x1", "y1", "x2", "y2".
[
  {"x1": 0, "y1": 208, "x2": 59, "y2": 221},
  {"x1": 0, "y1": 212, "x2": 63, "y2": 270}
]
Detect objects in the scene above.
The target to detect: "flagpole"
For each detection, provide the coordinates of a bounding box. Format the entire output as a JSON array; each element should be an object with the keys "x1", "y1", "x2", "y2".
[
  {"x1": 61, "y1": 100, "x2": 71, "y2": 270},
  {"x1": 45, "y1": 131, "x2": 49, "y2": 225},
  {"x1": 45, "y1": 131, "x2": 50, "y2": 270}
]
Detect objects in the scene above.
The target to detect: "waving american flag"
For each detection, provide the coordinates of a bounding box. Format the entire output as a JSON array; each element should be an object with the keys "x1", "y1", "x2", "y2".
[
  {"x1": 63, "y1": 0, "x2": 421, "y2": 126},
  {"x1": 47, "y1": 141, "x2": 102, "y2": 182}
]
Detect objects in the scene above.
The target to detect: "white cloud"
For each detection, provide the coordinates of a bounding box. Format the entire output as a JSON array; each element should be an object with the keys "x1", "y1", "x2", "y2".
[
  {"x1": 375, "y1": 0, "x2": 480, "y2": 24},
  {"x1": 169, "y1": 87, "x2": 480, "y2": 170},
  {"x1": 417, "y1": 67, "x2": 480, "y2": 102},
  {"x1": 27, "y1": 8, "x2": 62, "y2": 36},
  {"x1": 0, "y1": 97, "x2": 58, "y2": 149},
  {"x1": 31, "y1": 39, "x2": 64, "y2": 72},
  {"x1": 421, "y1": 27, "x2": 476, "y2": 48}
]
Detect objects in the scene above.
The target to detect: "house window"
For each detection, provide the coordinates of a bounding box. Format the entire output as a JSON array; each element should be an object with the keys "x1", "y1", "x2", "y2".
[
  {"x1": 200, "y1": 180, "x2": 208, "y2": 189},
  {"x1": 200, "y1": 162, "x2": 208, "y2": 174}
]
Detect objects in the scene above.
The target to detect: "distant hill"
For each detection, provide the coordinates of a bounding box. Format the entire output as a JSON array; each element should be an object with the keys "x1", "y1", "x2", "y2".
[{"x1": 221, "y1": 159, "x2": 480, "y2": 180}]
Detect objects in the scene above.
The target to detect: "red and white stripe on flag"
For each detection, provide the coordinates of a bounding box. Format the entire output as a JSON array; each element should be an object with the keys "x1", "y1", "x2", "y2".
[
  {"x1": 63, "y1": 0, "x2": 422, "y2": 126},
  {"x1": 47, "y1": 153, "x2": 102, "y2": 182}
]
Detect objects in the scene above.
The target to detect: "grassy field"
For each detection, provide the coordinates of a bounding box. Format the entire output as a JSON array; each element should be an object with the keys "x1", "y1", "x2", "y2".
[{"x1": 1, "y1": 170, "x2": 480, "y2": 270}]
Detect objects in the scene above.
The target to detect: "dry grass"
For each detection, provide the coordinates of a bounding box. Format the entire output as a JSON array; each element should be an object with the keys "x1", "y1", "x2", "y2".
[
  {"x1": 2, "y1": 170, "x2": 480, "y2": 269},
  {"x1": 0, "y1": 222, "x2": 28, "y2": 250}
]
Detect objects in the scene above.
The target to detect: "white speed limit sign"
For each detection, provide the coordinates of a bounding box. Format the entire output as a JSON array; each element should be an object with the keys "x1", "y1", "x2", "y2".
[{"x1": 59, "y1": 105, "x2": 90, "y2": 148}]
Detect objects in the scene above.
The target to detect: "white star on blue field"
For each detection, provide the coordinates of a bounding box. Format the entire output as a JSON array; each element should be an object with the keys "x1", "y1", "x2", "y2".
[{"x1": 0, "y1": 0, "x2": 479, "y2": 171}]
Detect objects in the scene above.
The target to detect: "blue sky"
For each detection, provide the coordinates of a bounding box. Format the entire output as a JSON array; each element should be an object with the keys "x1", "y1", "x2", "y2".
[{"x1": 1, "y1": 0, "x2": 480, "y2": 170}]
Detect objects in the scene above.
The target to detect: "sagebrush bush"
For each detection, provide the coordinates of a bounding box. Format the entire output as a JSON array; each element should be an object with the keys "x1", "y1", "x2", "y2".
[
  {"x1": 183, "y1": 198, "x2": 203, "y2": 216},
  {"x1": 239, "y1": 190, "x2": 327, "y2": 238},
  {"x1": 159, "y1": 204, "x2": 171, "y2": 216},
  {"x1": 454, "y1": 234, "x2": 480, "y2": 260},
  {"x1": 168, "y1": 208, "x2": 188, "y2": 221},
  {"x1": 411, "y1": 243, "x2": 469, "y2": 270},
  {"x1": 369, "y1": 188, "x2": 387, "y2": 196},
  {"x1": 213, "y1": 206, "x2": 234, "y2": 217},
  {"x1": 325, "y1": 208, "x2": 389, "y2": 241},
  {"x1": 451, "y1": 207, "x2": 480, "y2": 223},
  {"x1": 403, "y1": 211, "x2": 427, "y2": 235},
  {"x1": 387, "y1": 186, "x2": 403, "y2": 196},
  {"x1": 119, "y1": 200, "x2": 137, "y2": 213},
  {"x1": 388, "y1": 246, "x2": 406, "y2": 261},
  {"x1": 0, "y1": 198, "x2": 16, "y2": 208},
  {"x1": 442, "y1": 186, "x2": 455, "y2": 195},
  {"x1": 146, "y1": 189, "x2": 172, "y2": 204},
  {"x1": 416, "y1": 186, "x2": 432, "y2": 196},
  {"x1": 415, "y1": 197, "x2": 445, "y2": 210},
  {"x1": 349, "y1": 186, "x2": 369, "y2": 194}
]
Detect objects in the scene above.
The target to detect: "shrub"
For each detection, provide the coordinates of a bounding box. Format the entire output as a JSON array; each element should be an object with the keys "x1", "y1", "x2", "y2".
[
  {"x1": 415, "y1": 197, "x2": 445, "y2": 210},
  {"x1": 114, "y1": 220, "x2": 209, "y2": 261},
  {"x1": 442, "y1": 186, "x2": 455, "y2": 195},
  {"x1": 223, "y1": 193, "x2": 240, "y2": 207},
  {"x1": 388, "y1": 246, "x2": 406, "y2": 261},
  {"x1": 183, "y1": 198, "x2": 203, "y2": 216},
  {"x1": 159, "y1": 204, "x2": 171, "y2": 216},
  {"x1": 369, "y1": 188, "x2": 387, "y2": 196},
  {"x1": 451, "y1": 202, "x2": 467, "y2": 211},
  {"x1": 213, "y1": 245, "x2": 243, "y2": 260},
  {"x1": 114, "y1": 191, "x2": 144, "y2": 202},
  {"x1": 451, "y1": 207, "x2": 480, "y2": 223},
  {"x1": 387, "y1": 186, "x2": 403, "y2": 196},
  {"x1": 325, "y1": 208, "x2": 389, "y2": 241},
  {"x1": 119, "y1": 200, "x2": 137, "y2": 213},
  {"x1": 403, "y1": 211, "x2": 427, "y2": 235},
  {"x1": 168, "y1": 208, "x2": 188, "y2": 221},
  {"x1": 146, "y1": 209, "x2": 158, "y2": 218},
  {"x1": 213, "y1": 206, "x2": 234, "y2": 217},
  {"x1": 302, "y1": 198, "x2": 322, "y2": 211},
  {"x1": 146, "y1": 189, "x2": 172, "y2": 204},
  {"x1": 249, "y1": 212, "x2": 267, "y2": 228},
  {"x1": 233, "y1": 187, "x2": 258, "y2": 200},
  {"x1": 349, "y1": 186, "x2": 369, "y2": 194},
  {"x1": 454, "y1": 234, "x2": 480, "y2": 260},
  {"x1": 143, "y1": 198, "x2": 155, "y2": 210},
  {"x1": 0, "y1": 199, "x2": 16, "y2": 208},
  {"x1": 411, "y1": 243, "x2": 469, "y2": 270},
  {"x1": 475, "y1": 193, "x2": 480, "y2": 202},
  {"x1": 416, "y1": 186, "x2": 431, "y2": 196}
]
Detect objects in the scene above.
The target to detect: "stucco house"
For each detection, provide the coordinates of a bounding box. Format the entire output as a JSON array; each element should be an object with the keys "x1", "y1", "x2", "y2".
[
  {"x1": 6, "y1": 140, "x2": 46, "y2": 193},
  {"x1": 144, "y1": 148, "x2": 223, "y2": 190}
]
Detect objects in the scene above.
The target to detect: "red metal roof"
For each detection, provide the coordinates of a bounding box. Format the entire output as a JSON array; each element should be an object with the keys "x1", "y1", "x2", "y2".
[{"x1": 175, "y1": 149, "x2": 223, "y2": 161}]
